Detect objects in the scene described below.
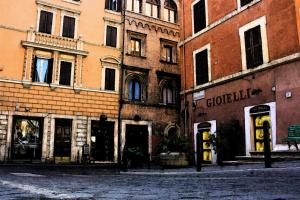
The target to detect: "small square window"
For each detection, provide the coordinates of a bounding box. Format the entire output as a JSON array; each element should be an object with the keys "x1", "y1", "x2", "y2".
[
  {"x1": 130, "y1": 38, "x2": 142, "y2": 56},
  {"x1": 160, "y1": 39, "x2": 177, "y2": 63}
]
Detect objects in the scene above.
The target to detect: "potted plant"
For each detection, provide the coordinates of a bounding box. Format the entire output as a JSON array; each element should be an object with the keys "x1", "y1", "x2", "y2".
[{"x1": 157, "y1": 133, "x2": 191, "y2": 167}]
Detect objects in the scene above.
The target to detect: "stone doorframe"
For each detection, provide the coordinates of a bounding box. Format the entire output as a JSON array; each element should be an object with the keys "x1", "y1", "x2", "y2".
[
  {"x1": 244, "y1": 102, "x2": 278, "y2": 156},
  {"x1": 49, "y1": 114, "x2": 77, "y2": 162},
  {"x1": 193, "y1": 120, "x2": 217, "y2": 164},
  {"x1": 121, "y1": 120, "x2": 152, "y2": 161},
  {"x1": 87, "y1": 117, "x2": 118, "y2": 163}
]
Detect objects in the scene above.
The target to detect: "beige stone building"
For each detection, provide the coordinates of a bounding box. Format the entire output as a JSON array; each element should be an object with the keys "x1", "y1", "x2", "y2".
[{"x1": 0, "y1": 0, "x2": 122, "y2": 163}]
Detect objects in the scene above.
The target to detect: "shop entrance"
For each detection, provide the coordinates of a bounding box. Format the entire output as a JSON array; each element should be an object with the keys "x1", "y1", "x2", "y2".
[
  {"x1": 11, "y1": 117, "x2": 43, "y2": 162},
  {"x1": 54, "y1": 119, "x2": 72, "y2": 162},
  {"x1": 125, "y1": 125, "x2": 149, "y2": 167},
  {"x1": 250, "y1": 105, "x2": 272, "y2": 152},
  {"x1": 90, "y1": 121, "x2": 114, "y2": 162}
]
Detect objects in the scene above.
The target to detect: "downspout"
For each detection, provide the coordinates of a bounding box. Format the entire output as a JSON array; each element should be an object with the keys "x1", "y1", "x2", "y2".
[
  {"x1": 182, "y1": 1, "x2": 188, "y2": 137},
  {"x1": 118, "y1": 0, "x2": 126, "y2": 167}
]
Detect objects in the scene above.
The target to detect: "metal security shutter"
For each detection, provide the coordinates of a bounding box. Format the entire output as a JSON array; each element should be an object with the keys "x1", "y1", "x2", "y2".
[
  {"x1": 62, "y1": 16, "x2": 75, "y2": 38},
  {"x1": 193, "y1": 0, "x2": 206, "y2": 33},
  {"x1": 38, "y1": 11, "x2": 53, "y2": 34},
  {"x1": 105, "y1": 68, "x2": 116, "y2": 91},
  {"x1": 106, "y1": 26, "x2": 117, "y2": 47},
  {"x1": 244, "y1": 25, "x2": 263, "y2": 69},
  {"x1": 59, "y1": 61, "x2": 72, "y2": 86},
  {"x1": 195, "y1": 49, "x2": 209, "y2": 85}
]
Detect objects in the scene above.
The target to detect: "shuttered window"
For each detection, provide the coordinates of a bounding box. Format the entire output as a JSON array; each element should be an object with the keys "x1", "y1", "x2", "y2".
[
  {"x1": 106, "y1": 26, "x2": 117, "y2": 48},
  {"x1": 195, "y1": 49, "x2": 209, "y2": 85},
  {"x1": 59, "y1": 61, "x2": 72, "y2": 86},
  {"x1": 32, "y1": 57, "x2": 53, "y2": 84},
  {"x1": 244, "y1": 25, "x2": 263, "y2": 69},
  {"x1": 62, "y1": 16, "x2": 75, "y2": 38},
  {"x1": 193, "y1": 0, "x2": 206, "y2": 33},
  {"x1": 241, "y1": 0, "x2": 254, "y2": 7},
  {"x1": 105, "y1": 68, "x2": 116, "y2": 91},
  {"x1": 38, "y1": 11, "x2": 53, "y2": 34}
]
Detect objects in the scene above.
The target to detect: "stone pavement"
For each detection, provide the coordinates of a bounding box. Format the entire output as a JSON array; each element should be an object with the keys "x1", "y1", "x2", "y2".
[{"x1": 0, "y1": 160, "x2": 299, "y2": 200}]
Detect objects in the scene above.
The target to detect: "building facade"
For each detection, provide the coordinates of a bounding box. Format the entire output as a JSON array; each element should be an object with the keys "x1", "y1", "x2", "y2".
[
  {"x1": 180, "y1": 0, "x2": 300, "y2": 163},
  {"x1": 121, "y1": 0, "x2": 181, "y2": 165},
  {"x1": 0, "y1": 0, "x2": 122, "y2": 163}
]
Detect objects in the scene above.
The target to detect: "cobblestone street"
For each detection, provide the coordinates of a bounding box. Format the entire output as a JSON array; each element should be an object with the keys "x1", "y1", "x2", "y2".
[{"x1": 0, "y1": 161, "x2": 300, "y2": 200}]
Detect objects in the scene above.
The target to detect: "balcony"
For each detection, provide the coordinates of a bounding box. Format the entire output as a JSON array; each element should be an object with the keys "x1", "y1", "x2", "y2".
[{"x1": 22, "y1": 27, "x2": 88, "y2": 56}]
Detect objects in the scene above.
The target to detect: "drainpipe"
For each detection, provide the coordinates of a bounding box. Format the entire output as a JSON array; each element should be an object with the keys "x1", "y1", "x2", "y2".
[
  {"x1": 182, "y1": 1, "x2": 188, "y2": 137},
  {"x1": 117, "y1": 0, "x2": 126, "y2": 168}
]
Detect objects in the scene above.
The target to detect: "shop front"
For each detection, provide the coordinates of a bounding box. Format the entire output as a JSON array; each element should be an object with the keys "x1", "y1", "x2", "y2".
[{"x1": 11, "y1": 116, "x2": 43, "y2": 162}]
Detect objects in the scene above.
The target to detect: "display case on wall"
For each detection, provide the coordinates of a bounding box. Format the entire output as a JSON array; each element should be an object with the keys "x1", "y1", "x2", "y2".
[{"x1": 250, "y1": 105, "x2": 272, "y2": 152}]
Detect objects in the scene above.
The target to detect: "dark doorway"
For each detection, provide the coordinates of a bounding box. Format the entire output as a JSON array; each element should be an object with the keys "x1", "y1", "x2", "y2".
[
  {"x1": 91, "y1": 121, "x2": 115, "y2": 162},
  {"x1": 11, "y1": 117, "x2": 43, "y2": 162},
  {"x1": 54, "y1": 119, "x2": 72, "y2": 162},
  {"x1": 125, "y1": 125, "x2": 149, "y2": 167}
]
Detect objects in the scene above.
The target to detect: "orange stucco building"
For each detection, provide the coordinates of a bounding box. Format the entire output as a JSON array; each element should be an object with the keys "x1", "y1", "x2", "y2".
[{"x1": 0, "y1": 0, "x2": 122, "y2": 163}]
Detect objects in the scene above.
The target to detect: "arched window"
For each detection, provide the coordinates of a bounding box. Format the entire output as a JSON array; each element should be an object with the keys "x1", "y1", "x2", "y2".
[
  {"x1": 162, "y1": 86, "x2": 175, "y2": 104},
  {"x1": 146, "y1": 0, "x2": 160, "y2": 18},
  {"x1": 164, "y1": 0, "x2": 177, "y2": 23},
  {"x1": 127, "y1": 0, "x2": 142, "y2": 13},
  {"x1": 129, "y1": 79, "x2": 141, "y2": 101}
]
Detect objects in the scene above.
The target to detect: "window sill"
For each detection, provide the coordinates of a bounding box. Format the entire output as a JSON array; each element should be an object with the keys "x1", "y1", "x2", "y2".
[
  {"x1": 126, "y1": 53, "x2": 147, "y2": 59},
  {"x1": 104, "y1": 9, "x2": 122, "y2": 15},
  {"x1": 103, "y1": 44, "x2": 120, "y2": 50},
  {"x1": 63, "y1": 0, "x2": 81, "y2": 5},
  {"x1": 160, "y1": 60, "x2": 178, "y2": 65}
]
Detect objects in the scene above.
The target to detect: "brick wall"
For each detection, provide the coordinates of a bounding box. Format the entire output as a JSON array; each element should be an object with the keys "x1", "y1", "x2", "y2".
[{"x1": 0, "y1": 81, "x2": 119, "y2": 118}]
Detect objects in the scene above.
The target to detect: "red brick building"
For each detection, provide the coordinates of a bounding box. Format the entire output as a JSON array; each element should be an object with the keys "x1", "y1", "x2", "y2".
[{"x1": 180, "y1": 0, "x2": 300, "y2": 163}]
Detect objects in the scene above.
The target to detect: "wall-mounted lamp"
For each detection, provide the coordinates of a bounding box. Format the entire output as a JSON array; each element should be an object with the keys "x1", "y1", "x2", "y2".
[
  {"x1": 100, "y1": 113, "x2": 107, "y2": 122},
  {"x1": 285, "y1": 91, "x2": 292, "y2": 99},
  {"x1": 25, "y1": 107, "x2": 30, "y2": 112},
  {"x1": 251, "y1": 88, "x2": 262, "y2": 96},
  {"x1": 133, "y1": 115, "x2": 141, "y2": 122}
]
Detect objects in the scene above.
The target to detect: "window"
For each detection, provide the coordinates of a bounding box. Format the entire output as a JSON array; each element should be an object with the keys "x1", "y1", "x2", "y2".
[
  {"x1": 146, "y1": 0, "x2": 159, "y2": 18},
  {"x1": 239, "y1": 16, "x2": 268, "y2": 70},
  {"x1": 160, "y1": 39, "x2": 177, "y2": 63},
  {"x1": 164, "y1": 0, "x2": 177, "y2": 23},
  {"x1": 128, "y1": 79, "x2": 141, "y2": 101},
  {"x1": 59, "y1": 61, "x2": 72, "y2": 86},
  {"x1": 162, "y1": 86, "x2": 175, "y2": 104},
  {"x1": 244, "y1": 26, "x2": 263, "y2": 69},
  {"x1": 38, "y1": 10, "x2": 53, "y2": 34},
  {"x1": 194, "y1": 45, "x2": 211, "y2": 86},
  {"x1": 130, "y1": 38, "x2": 141, "y2": 56},
  {"x1": 62, "y1": 16, "x2": 75, "y2": 38},
  {"x1": 105, "y1": 0, "x2": 122, "y2": 12},
  {"x1": 163, "y1": 45, "x2": 173, "y2": 62},
  {"x1": 240, "y1": 0, "x2": 254, "y2": 7},
  {"x1": 127, "y1": 0, "x2": 142, "y2": 13},
  {"x1": 105, "y1": 68, "x2": 116, "y2": 91},
  {"x1": 192, "y1": 0, "x2": 207, "y2": 34},
  {"x1": 32, "y1": 57, "x2": 53, "y2": 84},
  {"x1": 106, "y1": 26, "x2": 118, "y2": 48}
]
